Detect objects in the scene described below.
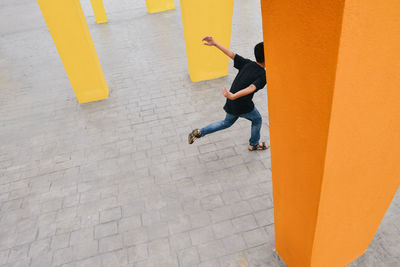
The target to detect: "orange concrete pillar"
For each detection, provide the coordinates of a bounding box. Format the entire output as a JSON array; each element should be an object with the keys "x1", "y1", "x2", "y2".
[{"x1": 261, "y1": 0, "x2": 400, "y2": 266}]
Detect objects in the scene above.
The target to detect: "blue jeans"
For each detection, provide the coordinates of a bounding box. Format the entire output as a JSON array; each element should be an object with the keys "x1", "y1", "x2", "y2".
[{"x1": 200, "y1": 107, "x2": 262, "y2": 146}]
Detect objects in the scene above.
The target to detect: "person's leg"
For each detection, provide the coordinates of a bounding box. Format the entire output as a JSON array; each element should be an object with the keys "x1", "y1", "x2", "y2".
[
  {"x1": 200, "y1": 112, "x2": 238, "y2": 137},
  {"x1": 240, "y1": 107, "x2": 262, "y2": 146},
  {"x1": 188, "y1": 112, "x2": 238, "y2": 144}
]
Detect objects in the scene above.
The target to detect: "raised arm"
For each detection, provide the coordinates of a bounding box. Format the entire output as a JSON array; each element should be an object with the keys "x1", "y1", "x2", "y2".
[
  {"x1": 222, "y1": 85, "x2": 257, "y2": 100},
  {"x1": 202, "y1": 36, "x2": 235, "y2": 60}
]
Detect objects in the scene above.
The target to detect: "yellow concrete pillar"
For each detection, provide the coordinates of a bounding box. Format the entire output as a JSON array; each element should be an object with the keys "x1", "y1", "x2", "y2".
[
  {"x1": 37, "y1": 0, "x2": 109, "y2": 103},
  {"x1": 145, "y1": 0, "x2": 175, "y2": 14},
  {"x1": 180, "y1": 0, "x2": 234, "y2": 82},
  {"x1": 90, "y1": 0, "x2": 108, "y2": 24},
  {"x1": 261, "y1": 0, "x2": 400, "y2": 266}
]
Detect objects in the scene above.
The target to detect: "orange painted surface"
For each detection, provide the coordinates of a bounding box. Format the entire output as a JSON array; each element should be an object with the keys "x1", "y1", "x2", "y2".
[
  {"x1": 261, "y1": 0, "x2": 400, "y2": 266},
  {"x1": 261, "y1": 1, "x2": 345, "y2": 266},
  {"x1": 312, "y1": 0, "x2": 400, "y2": 265}
]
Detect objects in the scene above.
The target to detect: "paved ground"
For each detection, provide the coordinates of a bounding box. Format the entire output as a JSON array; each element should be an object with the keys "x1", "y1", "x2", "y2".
[{"x1": 0, "y1": 0, "x2": 399, "y2": 266}]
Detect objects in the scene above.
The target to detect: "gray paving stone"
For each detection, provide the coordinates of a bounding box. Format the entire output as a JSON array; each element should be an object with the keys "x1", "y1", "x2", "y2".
[
  {"x1": 213, "y1": 220, "x2": 238, "y2": 240},
  {"x1": 56, "y1": 207, "x2": 78, "y2": 223},
  {"x1": 122, "y1": 202, "x2": 146, "y2": 217},
  {"x1": 8, "y1": 258, "x2": 31, "y2": 267},
  {"x1": 31, "y1": 251, "x2": 53, "y2": 267},
  {"x1": 127, "y1": 244, "x2": 148, "y2": 263},
  {"x1": 243, "y1": 228, "x2": 269, "y2": 248},
  {"x1": 99, "y1": 234, "x2": 123, "y2": 253},
  {"x1": 53, "y1": 247, "x2": 74, "y2": 266},
  {"x1": 100, "y1": 207, "x2": 122, "y2": 223},
  {"x1": 209, "y1": 205, "x2": 234, "y2": 223},
  {"x1": 8, "y1": 244, "x2": 29, "y2": 264},
  {"x1": 232, "y1": 215, "x2": 258, "y2": 233},
  {"x1": 15, "y1": 228, "x2": 37, "y2": 246},
  {"x1": 118, "y1": 215, "x2": 142, "y2": 233},
  {"x1": 230, "y1": 201, "x2": 253, "y2": 217},
  {"x1": 198, "y1": 240, "x2": 227, "y2": 262},
  {"x1": 160, "y1": 204, "x2": 184, "y2": 222},
  {"x1": 56, "y1": 217, "x2": 81, "y2": 235},
  {"x1": 177, "y1": 246, "x2": 200, "y2": 266},
  {"x1": 222, "y1": 234, "x2": 247, "y2": 254},
  {"x1": 72, "y1": 240, "x2": 99, "y2": 260},
  {"x1": 70, "y1": 227, "x2": 94, "y2": 245},
  {"x1": 198, "y1": 183, "x2": 223, "y2": 199},
  {"x1": 0, "y1": 249, "x2": 9, "y2": 265},
  {"x1": 168, "y1": 214, "x2": 192, "y2": 235},
  {"x1": 147, "y1": 222, "x2": 169, "y2": 241},
  {"x1": 95, "y1": 221, "x2": 118, "y2": 239},
  {"x1": 29, "y1": 238, "x2": 50, "y2": 258},
  {"x1": 219, "y1": 252, "x2": 249, "y2": 267},
  {"x1": 190, "y1": 226, "x2": 215, "y2": 246},
  {"x1": 76, "y1": 256, "x2": 101, "y2": 267},
  {"x1": 169, "y1": 232, "x2": 192, "y2": 252},
  {"x1": 1, "y1": 199, "x2": 23, "y2": 211},
  {"x1": 41, "y1": 198, "x2": 63, "y2": 213},
  {"x1": 51, "y1": 233, "x2": 70, "y2": 250},
  {"x1": 182, "y1": 199, "x2": 203, "y2": 215},
  {"x1": 220, "y1": 190, "x2": 242, "y2": 205},
  {"x1": 254, "y1": 208, "x2": 274, "y2": 228},
  {"x1": 16, "y1": 218, "x2": 37, "y2": 233},
  {"x1": 140, "y1": 254, "x2": 179, "y2": 267},
  {"x1": 123, "y1": 227, "x2": 148, "y2": 247},
  {"x1": 190, "y1": 211, "x2": 211, "y2": 229},
  {"x1": 148, "y1": 238, "x2": 170, "y2": 257},
  {"x1": 198, "y1": 144, "x2": 218, "y2": 154},
  {"x1": 101, "y1": 248, "x2": 129, "y2": 267},
  {"x1": 141, "y1": 210, "x2": 162, "y2": 226},
  {"x1": 245, "y1": 244, "x2": 285, "y2": 267},
  {"x1": 199, "y1": 259, "x2": 221, "y2": 267},
  {"x1": 201, "y1": 195, "x2": 225, "y2": 210},
  {"x1": 248, "y1": 195, "x2": 274, "y2": 212}
]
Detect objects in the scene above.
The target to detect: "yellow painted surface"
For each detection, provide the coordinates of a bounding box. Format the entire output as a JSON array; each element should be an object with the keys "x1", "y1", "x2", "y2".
[
  {"x1": 262, "y1": 0, "x2": 400, "y2": 266},
  {"x1": 90, "y1": 0, "x2": 108, "y2": 24},
  {"x1": 145, "y1": 0, "x2": 175, "y2": 13},
  {"x1": 180, "y1": 0, "x2": 234, "y2": 82},
  {"x1": 37, "y1": 0, "x2": 109, "y2": 103}
]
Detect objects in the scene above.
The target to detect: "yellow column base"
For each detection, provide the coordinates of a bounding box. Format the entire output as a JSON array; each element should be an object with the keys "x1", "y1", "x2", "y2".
[
  {"x1": 180, "y1": 0, "x2": 234, "y2": 82},
  {"x1": 37, "y1": 0, "x2": 109, "y2": 103},
  {"x1": 90, "y1": 0, "x2": 108, "y2": 24},
  {"x1": 145, "y1": 0, "x2": 175, "y2": 13}
]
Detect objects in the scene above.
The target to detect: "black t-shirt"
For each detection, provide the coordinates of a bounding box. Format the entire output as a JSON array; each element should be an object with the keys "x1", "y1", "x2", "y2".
[{"x1": 223, "y1": 54, "x2": 267, "y2": 115}]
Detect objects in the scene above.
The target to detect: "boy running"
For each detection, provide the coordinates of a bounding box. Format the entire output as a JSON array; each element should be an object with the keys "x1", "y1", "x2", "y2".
[{"x1": 188, "y1": 36, "x2": 268, "y2": 151}]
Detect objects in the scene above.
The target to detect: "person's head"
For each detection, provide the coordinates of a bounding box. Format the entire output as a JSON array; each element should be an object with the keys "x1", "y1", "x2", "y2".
[{"x1": 254, "y1": 42, "x2": 264, "y2": 63}]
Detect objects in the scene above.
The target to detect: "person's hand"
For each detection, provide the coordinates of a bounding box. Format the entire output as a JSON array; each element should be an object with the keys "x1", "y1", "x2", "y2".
[
  {"x1": 222, "y1": 87, "x2": 234, "y2": 100},
  {"x1": 202, "y1": 36, "x2": 216, "y2": 46}
]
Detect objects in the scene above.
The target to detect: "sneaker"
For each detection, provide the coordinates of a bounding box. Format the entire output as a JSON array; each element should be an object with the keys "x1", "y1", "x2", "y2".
[{"x1": 188, "y1": 129, "x2": 201, "y2": 144}]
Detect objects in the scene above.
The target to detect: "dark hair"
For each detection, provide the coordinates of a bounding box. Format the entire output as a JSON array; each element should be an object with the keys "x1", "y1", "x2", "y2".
[{"x1": 254, "y1": 42, "x2": 264, "y2": 63}]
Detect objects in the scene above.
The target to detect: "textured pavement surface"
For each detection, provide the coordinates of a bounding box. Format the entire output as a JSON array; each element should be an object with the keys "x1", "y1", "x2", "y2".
[{"x1": 0, "y1": 0, "x2": 399, "y2": 266}]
